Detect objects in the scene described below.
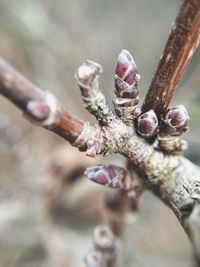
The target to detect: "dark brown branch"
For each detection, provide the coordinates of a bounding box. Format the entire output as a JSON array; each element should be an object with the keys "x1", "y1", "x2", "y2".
[
  {"x1": 142, "y1": 0, "x2": 200, "y2": 116},
  {"x1": 50, "y1": 109, "x2": 84, "y2": 143},
  {"x1": 0, "y1": 58, "x2": 84, "y2": 144}
]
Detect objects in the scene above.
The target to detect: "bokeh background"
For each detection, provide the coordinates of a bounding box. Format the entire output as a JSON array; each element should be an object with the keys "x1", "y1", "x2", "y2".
[{"x1": 0, "y1": 0, "x2": 199, "y2": 266}]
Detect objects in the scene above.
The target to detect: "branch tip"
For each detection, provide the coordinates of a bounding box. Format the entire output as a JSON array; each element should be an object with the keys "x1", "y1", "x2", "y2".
[
  {"x1": 76, "y1": 60, "x2": 111, "y2": 123},
  {"x1": 76, "y1": 60, "x2": 102, "y2": 86}
]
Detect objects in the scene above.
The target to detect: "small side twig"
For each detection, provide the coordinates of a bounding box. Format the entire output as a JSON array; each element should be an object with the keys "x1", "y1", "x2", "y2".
[{"x1": 76, "y1": 60, "x2": 112, "y2": 125}]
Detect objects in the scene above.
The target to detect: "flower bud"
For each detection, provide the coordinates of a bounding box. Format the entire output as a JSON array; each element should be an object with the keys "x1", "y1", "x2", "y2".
[
  {"x1": 85, "y1": 165, "x2": 138, "y2": 191},
  {"x1": 136, "y1": 110, "x2": 158, "y2": 137},
  {"x1": 85, "y1": 165, "x2": 131, "y2": 189},
  {"x1": 161, "y1": 105, "x2": 189, "y2": 136},
  {"x1": 114, "y1": 50, "x2": 139, "y2": 98}
]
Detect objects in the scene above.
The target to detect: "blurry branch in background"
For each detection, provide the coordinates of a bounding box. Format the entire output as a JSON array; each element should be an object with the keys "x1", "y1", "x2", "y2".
[
  {"x1": 38, "y1": 144, "x2": 101, "y2": 221},
  {"x1": 36, "y1": 145, "x2": 101, "y2": 267},
  {"x1": 85, "y1": 225, "x2": 124, "y2": 267},
  {"x1": 0, "y1": 0, "x2": 200, "y2": 265},
  {"x1": 0, "y1": 115, "x2": 31, "y2": 176}
]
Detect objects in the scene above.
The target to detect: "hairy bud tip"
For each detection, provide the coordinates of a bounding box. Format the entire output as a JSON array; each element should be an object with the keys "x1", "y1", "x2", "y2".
[{"x1": 114, "y1": 49, "x2": 139, "y2": 98}]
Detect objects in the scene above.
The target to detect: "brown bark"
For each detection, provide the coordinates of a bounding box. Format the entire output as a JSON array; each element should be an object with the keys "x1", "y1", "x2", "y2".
[
  {"x1": 142, "y1": 0, "x2": 200, "y2": 116},
  {"x1": 0, "y1": 58, "x2": 84, "y2": 143}
]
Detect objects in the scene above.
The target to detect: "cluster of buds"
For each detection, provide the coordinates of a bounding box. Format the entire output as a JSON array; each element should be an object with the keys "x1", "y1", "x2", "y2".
[
  {"x1": 113, "y1": 50, "x2": 141, "y2": 121},
  {"x1": 113, "y1": 50, "x2": 190, "y2": 145},
  {"x1": 135, "y1": 105, "x2": 189, "y2": 144},
  {"x1": 113, "y1": 50, "x2": 158, "y2": 137}
]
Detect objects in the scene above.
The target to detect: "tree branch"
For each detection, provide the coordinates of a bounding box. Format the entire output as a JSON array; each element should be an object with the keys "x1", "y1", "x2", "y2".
[
  {"x1": 0, "y1": 1, "x2": 200, "y2": 262},
  {"x1": 0, "y1": 58, "x2": 104, "y2": 148},
  {"x1": 142, "y1": 0, "x2": 200, "y2": 116}
]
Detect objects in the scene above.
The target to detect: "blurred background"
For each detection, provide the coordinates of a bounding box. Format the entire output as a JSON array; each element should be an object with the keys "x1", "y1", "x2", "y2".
[{"x1": 0, "y1": 0, "x2": 199, "y2": 266}]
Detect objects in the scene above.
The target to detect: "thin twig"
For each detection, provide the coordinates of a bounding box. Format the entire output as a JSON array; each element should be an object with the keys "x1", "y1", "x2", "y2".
[{"x1": 0, "y1": 58, "x2": 104, "y2": 148}]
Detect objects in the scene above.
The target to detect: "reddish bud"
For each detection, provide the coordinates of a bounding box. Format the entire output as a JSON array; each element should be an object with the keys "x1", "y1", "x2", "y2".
[
  {"x1": 85, "y1": 165, "x2": 131, "y2": 189},
  {"x1": 137, "y1": 110, "x2": 158, "y2": 137},
  {"x1": 114, "y1": 50, "x2": 139, "y2": 98},
  {"x1": 27, "y1": 100, "x2": 50, "y2": 121},
  {"x1": 162, "y1": 105, "x2": 189, "y2": 136}
]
